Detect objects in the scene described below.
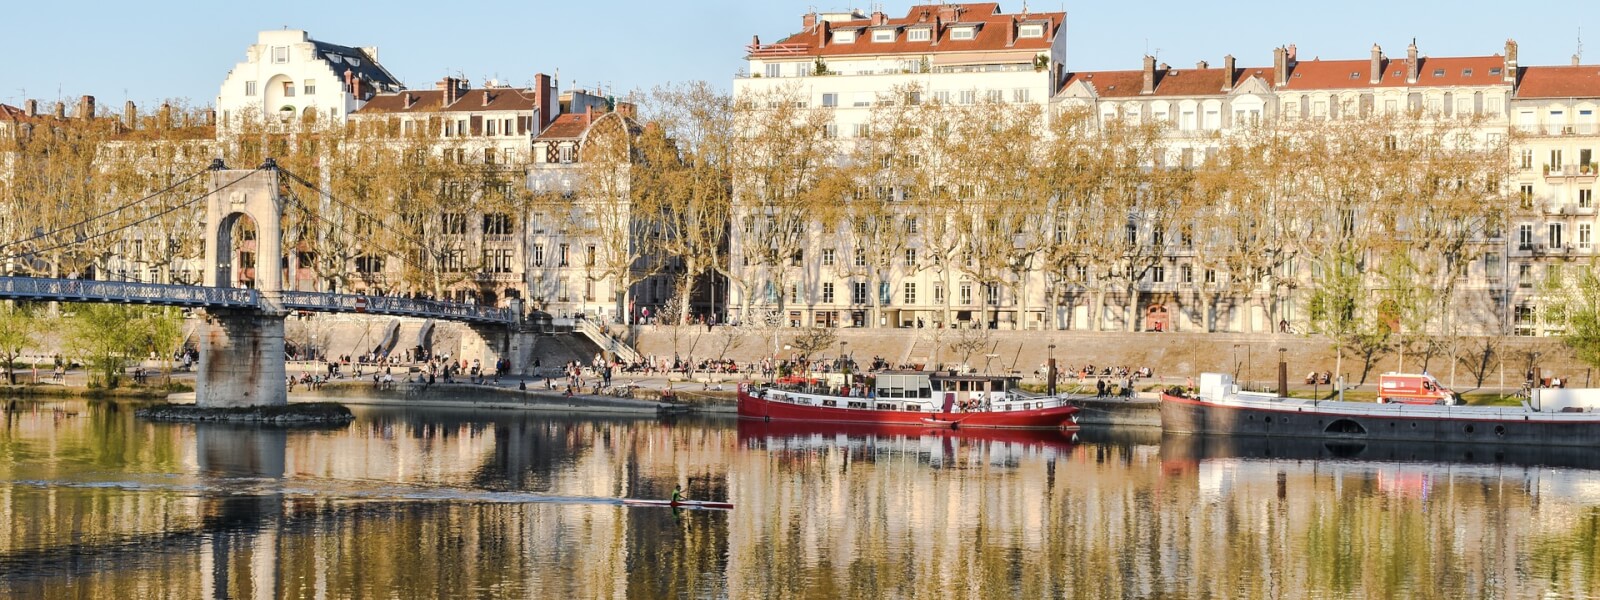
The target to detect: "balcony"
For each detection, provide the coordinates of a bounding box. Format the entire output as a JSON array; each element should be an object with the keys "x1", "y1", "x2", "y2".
[
  {"x1": 1542, "y1": 164, "x2": 1598, "y2": 183},
  {"x1": 1517, "y1": 124, "x2": 1600, "y2": 137}
]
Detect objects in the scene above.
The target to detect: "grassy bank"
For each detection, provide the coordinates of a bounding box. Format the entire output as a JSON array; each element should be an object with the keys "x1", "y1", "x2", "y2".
[{"x1": 1, "y1": 383, "x2": 190, "y2": 400}]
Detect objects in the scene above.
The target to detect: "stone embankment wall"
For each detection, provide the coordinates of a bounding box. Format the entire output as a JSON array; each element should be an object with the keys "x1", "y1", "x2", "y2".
[{"x1": 632, "y1": 328, "x2": 1591, "y2": 388}]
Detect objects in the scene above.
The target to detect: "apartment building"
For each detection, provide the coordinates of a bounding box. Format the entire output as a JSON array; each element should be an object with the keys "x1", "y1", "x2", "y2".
[
  {"x1": 730, "y1": 3, "x2": 1067, "y2": 330},
  {"x1": 1507, "y1": 60, "x2": 1600, "y2": 335},
  {"x1": 216, "y1": 29, "x2": 402, "y2": 131},
  {"x1": 526, "y1": 100, "x2": 676, "y2": 321}
]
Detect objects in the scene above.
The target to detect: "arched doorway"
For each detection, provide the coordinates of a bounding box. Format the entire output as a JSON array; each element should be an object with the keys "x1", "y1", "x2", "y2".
[
  {"x1": 1145, "y1": 304, "x2": 1171, "y2": 332},
  {"x1": 215, "y1": 212, "x2": 260, "y2": 289}
]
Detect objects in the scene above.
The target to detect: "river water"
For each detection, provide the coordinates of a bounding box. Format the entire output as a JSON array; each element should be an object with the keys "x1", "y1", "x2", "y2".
[{"x1": 1, "y1": 397, "x2": 1597, "y2": 599}]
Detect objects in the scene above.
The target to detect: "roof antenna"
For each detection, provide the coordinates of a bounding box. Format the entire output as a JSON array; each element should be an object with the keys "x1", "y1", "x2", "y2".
[{"x1": 1578, "y1": 27, "x2": 1585, "y2": 63}]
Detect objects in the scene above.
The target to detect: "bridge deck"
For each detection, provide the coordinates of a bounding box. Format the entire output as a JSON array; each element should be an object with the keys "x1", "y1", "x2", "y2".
[{"x1": 0, "y1": 277, "x2": 514, "y2": 325}]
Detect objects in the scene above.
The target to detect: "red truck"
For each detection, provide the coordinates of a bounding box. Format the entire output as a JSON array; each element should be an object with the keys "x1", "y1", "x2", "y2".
[{"x1": 1376, "y1": 373, "x2": 1461, "y2": 405}]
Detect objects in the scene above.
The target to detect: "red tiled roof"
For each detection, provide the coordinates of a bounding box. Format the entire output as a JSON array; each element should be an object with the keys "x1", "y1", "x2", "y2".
[
  {"x1": 355, "y1": 87, "x2": 539, "y2": 115},
  {"x1": 752, "y1": 3, "x2": 1062, "y2": 60},
  {"x1": 1516, "y1": 65, "x2": 1600, "y2": 98},
  {"x1": 535, "y1": 113, "x2": 595, "y2": 140},
  {"x1": 1280, "y1": 55, "x2": 1505, "y2": 90},
  {"x1": 1062, "y1": 53, "x2": 1511, "y2": 98}
]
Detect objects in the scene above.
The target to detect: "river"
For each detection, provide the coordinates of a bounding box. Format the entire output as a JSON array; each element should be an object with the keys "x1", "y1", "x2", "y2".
[{"x1": 1, "y1": 397, "x2": 1596, "y2": 598}]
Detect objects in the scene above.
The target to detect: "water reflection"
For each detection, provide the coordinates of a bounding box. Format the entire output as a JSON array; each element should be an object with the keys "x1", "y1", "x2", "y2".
[{"x1": 0, "y1": 399, "x2": 1597, "y2": 598}]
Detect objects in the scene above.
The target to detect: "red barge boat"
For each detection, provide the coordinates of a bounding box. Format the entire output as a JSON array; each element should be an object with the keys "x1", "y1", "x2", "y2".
[{"x1": 738, "y1": 371, "x2": 1080, "y2": 430}]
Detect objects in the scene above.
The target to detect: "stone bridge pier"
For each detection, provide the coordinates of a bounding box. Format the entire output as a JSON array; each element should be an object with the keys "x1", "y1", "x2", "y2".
[{"x1": 198, "y1": 164, "x2": 289, "y2": 408}]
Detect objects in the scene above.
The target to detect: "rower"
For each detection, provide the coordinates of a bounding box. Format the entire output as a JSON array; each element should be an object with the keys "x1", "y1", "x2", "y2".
[{"x1": 672, "y1": 484, "x2": 687, "y2": 503}]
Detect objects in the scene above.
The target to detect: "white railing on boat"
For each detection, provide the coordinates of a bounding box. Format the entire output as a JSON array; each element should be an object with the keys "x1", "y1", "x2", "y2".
[{"x1": 751, "y1": 386, "x2": 1073, "y2": 414}]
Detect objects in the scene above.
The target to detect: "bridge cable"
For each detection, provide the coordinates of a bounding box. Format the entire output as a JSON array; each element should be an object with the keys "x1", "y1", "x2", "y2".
[
  {"x1": 0, "y1": 169, "x2": 262, "y2": 264},
  {"x1": 274, "y1": 166, "x2": 447, "y2": 281},
  {"x1": 0, "y1": 169, "x2": 205, "y2": 254}
]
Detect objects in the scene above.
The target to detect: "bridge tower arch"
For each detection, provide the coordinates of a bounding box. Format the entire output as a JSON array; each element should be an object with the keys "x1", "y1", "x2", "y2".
[{"x1": 197, "y1": 162, "x2": 290, "y2": 408}]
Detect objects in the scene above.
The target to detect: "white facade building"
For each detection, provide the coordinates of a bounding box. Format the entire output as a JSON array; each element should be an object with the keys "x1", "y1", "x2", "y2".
[{"x1": 216, "y1": 30, "x2": 402, "y2": 131}]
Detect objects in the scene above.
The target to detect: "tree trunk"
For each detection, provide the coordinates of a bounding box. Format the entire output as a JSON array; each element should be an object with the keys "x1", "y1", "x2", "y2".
[{"x1": 1091, "y1": 288, "x2": 1108, "y2": 332}]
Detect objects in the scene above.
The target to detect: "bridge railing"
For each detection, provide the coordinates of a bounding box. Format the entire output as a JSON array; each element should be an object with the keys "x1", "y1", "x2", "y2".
[
  {"x1": 0, "y1": 277, "x2": 260, "y2": 308},
  {"x1": 281, "y1": 291, "x2": 515, "y2": 325}
]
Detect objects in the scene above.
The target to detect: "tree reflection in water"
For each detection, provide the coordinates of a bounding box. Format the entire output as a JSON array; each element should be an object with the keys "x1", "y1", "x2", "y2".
[{"x1": 0, "y1": 399, "x2": 1596, "y2": 598}]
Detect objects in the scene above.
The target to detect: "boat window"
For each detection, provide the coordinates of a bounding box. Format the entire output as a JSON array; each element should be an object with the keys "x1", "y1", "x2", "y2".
[
  {"x1": 920, "y1": 387, "x2": 932, "y2": 398},
  {"x1": 876, "y1": 403, "x2": 896, "y2": 411},
  {"x1": 905, "y1": 405, "x2": 922, "y2": 412},
  {"x1": 848, "y1": 401, "x2": 867, "y2": 409},
  {"x1": 823, "y1": 400, "x2": 837, "y2": 407}
]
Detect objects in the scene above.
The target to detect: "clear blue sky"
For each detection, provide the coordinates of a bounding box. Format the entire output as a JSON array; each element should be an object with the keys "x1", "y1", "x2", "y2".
[{"x1": 2, "y1": 0, "x2": 1595, "y2": 108}]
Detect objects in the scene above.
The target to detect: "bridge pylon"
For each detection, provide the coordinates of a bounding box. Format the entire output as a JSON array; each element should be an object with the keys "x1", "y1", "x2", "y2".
[{"x1": 197, "y1": 162, "x2": 288, "y2": 408}]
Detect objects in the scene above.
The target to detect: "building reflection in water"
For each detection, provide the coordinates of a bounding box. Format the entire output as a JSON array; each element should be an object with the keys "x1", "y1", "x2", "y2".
[{"x1": 1, "y1": 399, "x2": 1599, "y2": 598}]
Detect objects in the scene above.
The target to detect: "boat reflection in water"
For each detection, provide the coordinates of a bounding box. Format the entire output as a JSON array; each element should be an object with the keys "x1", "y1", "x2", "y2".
[
  {"x1": 1161, "y1": 433, "x2": 1600, "y2": 504},
  {"x1": 737, "y1": 419, "x2": 1077, "y2": 468}
]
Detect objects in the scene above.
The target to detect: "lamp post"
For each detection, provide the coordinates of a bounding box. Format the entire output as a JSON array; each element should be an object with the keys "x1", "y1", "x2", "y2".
[{"x1": 1277, "y1": 347, "x2": 1288, "y2": 398}]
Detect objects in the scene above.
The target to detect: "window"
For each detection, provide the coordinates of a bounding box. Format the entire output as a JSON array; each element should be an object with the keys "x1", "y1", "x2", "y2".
[
  {"x1": 441, "y1": 212, "x2": 467, "y2": 234},
  {"x1": 872, "y1": 29, "x2": 894, "y2": 43},
  {"x1": 1518, "y1": 224, "x2": 1534, "y2": 249},
  {"x1": 821, "y1": 248, "x2": 836, "y2": 266},
  {"x1": 272, "y1": 46, "x2": 288, "y2": 64},
  {"x1": 821, "y1": 93, "x2": 837, "y2": 107},
  {"x1": 764, "y1": 63, "x2": 781, "y2": 78},
  {"x1": 833, "y1": 31, "x2": 857, "y2": 44},
  {"x1": 1012, "y1": 88, "x2": 1031, "y2": 103},
  {"x1": 1581, "y1": 189, "x2": 1593, "y2": 209},
  {"x1": 985, "y1": 283, "x2": 1000, "y2": 306},
  {"x1": 1151, "y1": 266, "x2": 1165, "y2": 284},
  {"x1": 483, "y1": 249, "x2": 514, "y2": 273},
  {"x1": 933, "y1": 283, "x2": 944, "y2": 304},
  {"x1": 558, "y1": 145, "x2": 576, "y2": 163},
  {"x1": 486, "y1": 120, "x2": 498, "y2": 136},
  {"x1": 531, "y1": 245, "x2": 544, "y2": 267},
  {"x1": 1181, "y1": 264, "x2": 1194, "y2": 284},
  {"x1": 1204, "y1": 269, "x2": 1217, "y2": 284},
  {"x1": 822, "y1": 282, "x2": 835, "y2": 304},
  {"x1": 822, "y1": 122, "x2": 837, "y2": 139},
  {"x1": 1518, "y1": 264, "x2": 1534, "y2": 288},
  {"x1": 903, "y1": 283, "x2": 917, "y2": 304},
  {"x1": 905, "y1": 248, "x2": 917, "y2": 267},
  {"x1": 1580, "y1": 224, "x2": 1593, "y2": 249},
  {"x1": 951, "y1": 27, "x2": 976, "y2": 41},
  {"x1": 1520, "y1": 184, "x2": 1535, "y2": 209},
  {"x1": 585, "y1": 245, "x2": 597, "y2": 267},
  {"x1": 1019, "y1": 24, "x2": 1044, "y2": 38},
  {"x1": 788, "y1": 283, "x2": 800, "y2": 304},
  {"x1": 1550, "y1": 223, "x2": 1565, "y2": 249},
  {"x1": 245, "y1": 81, "x2": 257, "y2": 96},
  {"x1": 1432, "y1": 69, "x2": 1445, "y2": 78},
  {"x1": 558, "y1": 243, "x2": 570, "y2": 267},
  {"x1": 1487, "y1": 96, "x2": 1503, "y2": 115},
  {"x1": 987, "y1": 90, "x2": 1004, "y2": 103},
  {"x1": 1521, "y1": 149, "x2": 1534, "y2": 170},
  {"x1": 1551, "y1": 149, "x2": 1565, "y2": 170},
  {"x1": 959, "y1": 281, "x2": 973, "y2": 305},
  {"x1": 283, "y1": 81, "x2": 296, "y2": 97},
  {"x1": 908, "y1": 28, "x2": 931, "y2": 42},
  {"x1": 852, "y1": 281, "x2": 869, "y2": 305},
  {"x1": 304, "y1": 79, "x2": 317, "y2": 95},
  {"x1": 958, "y1": 90, "x2": 976, "y2": 105},
  {"x1": 854, "y1": 123, "x2": 870, "y2": 138},
  {"x1": 483, "y1": 148, "x2": 496, "y2": 165}
]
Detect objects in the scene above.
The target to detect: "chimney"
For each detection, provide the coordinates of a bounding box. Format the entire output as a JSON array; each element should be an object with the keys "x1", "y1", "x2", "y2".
[
  {"x1": 403, "y1": 92, "x2": 415, "y2": 109},
  {"x1": 1370, "y1": 44, "x2": 1384, "y2": 84},
  {"x1": 1286, "y1": 44, "x2": 1297, "y2": 64},
  {"x1": 803, "y1": 12, "x2": 817, "y2": 29},
  {"x1": 124, "y1": 101, "x2": 137, "y2": 129},
  {"x1": 1196, "y1": 60, "x2": 1209, "y2": 69},
  {"x1": 206, "y1": 110, "x2": 215, "y2": 127},
  {"x1": 360, "y1": 46, "x2": 379, "y2": 63},
  {"x1": 1005, "y1": 16, "x2": 1017, "y2": 47},
  {"x1": 54, "y1": 102, "x2": 66, "y2": 119},
  {"x1": 1504, "y1": 39, "x2": 1519, "y2": 83},
  {"x1": 159, "y1": 103, "x2": 172, "y2": 128},
  {"x1": 819, "y1": 20, "x2": 830, "y2": 48},
  {"x1": 871, "y1": 11, "x2": 886, "y2": 26},
  {"x1": 1222, "y1": 55, "x2": 1236, "y2": 91},
  {"x1": 533, "y1": 73, "x2": 556, "y2": 133},
  {"x1": 482, "y1": 90, "x2": 491, "y2": 107},
  {"x1": 78, "y1": 95, "x2": 96, "y2": 120},
  {"x1": 585, "y1": 104, "x2": 594, "y2": 126},
  {"x1": 1406, "y1": 39, "x2": 1419, "y2": 84},
  {"x1": 24, "y1": 99, "x2": 37, "y2": 117},
  {"x1": 1142, "y1": 55, "x2": 1157, "y2": 95},
  {"x1": 1273, "y1": 46, "x2": 1288, "y2": 87},
  {"x1": 938, "y1": 5, "x2": 957, "y2": 21},
  {"x1": 1576, "y1": 54, "x2": 1584, "y2": 66}
]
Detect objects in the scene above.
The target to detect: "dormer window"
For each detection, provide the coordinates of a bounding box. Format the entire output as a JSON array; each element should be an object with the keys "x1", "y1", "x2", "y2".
[
  {"x1": 908, "y1": 28, "x2": 931, "y2": 42},
  {"x1": 834, "y1": 31, "x2": 857, "y2": 43},
  {"x1": 1019, "y1": 24, "x2": 1044, "y2": 38},
  {"x1": 872, "y1": 29, "x2": 895, "y2": 43},
  {"x1": 1490, "y1": 67, "x2": 1503, "y2": 76},
  {"x1": 272, "y1": 46, "x2": 288, "y2": 64},
  {"x1": 1433, "y1": 69, "x2": 1446, "y2": 78},
  {"x1": 1463, "y1": 69, "x2": 1473, "y2": 77},
  {"x1": 951, "y1": 27, "x2": 976, "y2": 41}
]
